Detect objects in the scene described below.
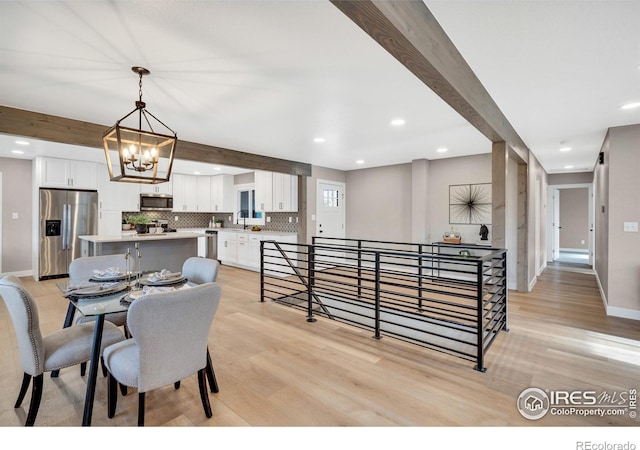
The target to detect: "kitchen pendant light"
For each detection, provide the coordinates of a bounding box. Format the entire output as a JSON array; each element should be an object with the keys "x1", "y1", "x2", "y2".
[{"x1": 103, "y1": 66, "x2": 177, "y2": 184}]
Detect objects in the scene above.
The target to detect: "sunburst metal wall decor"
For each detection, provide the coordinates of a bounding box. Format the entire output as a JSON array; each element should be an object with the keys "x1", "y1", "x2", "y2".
[{"x1": 449, "y1": 183, "x2": 492, "y2": 225}]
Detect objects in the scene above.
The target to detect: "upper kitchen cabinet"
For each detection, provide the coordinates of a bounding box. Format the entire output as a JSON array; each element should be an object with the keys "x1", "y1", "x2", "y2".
[
  {"x1": 140, "y1": 181, "x2": 172, "y2": 195},
  {"x1": 172, "y1": 173, "x2": 198, "y2": 212},
  {"x1": 173, "y1": 173, "x2": 210, "y2": 212},
  {"x1": 255, "y1": 170, "x2": 297, "y2": 212},
  {"x1": 272, "y1": 172, "x2": 298, "y2": 212},
  {"x1": 35, "y1": 156, "x2": 98, "y2": 190},
  {"x1": 196, "y1": 176, "x2": 212, "y2": 212},
  {"x1": 254, "y1": 170, "x2": 273, "y2": 211},
  {"x1": 97, "y1": 164, "x2": 139, "y2": 211},
  {"x1": 210, "y1": 174, "x2": 234, "y2": 212}
]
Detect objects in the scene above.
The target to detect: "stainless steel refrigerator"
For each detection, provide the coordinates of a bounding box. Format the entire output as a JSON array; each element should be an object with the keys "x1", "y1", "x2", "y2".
[{"x1": 39, "y1": 188, "x2": 98, "y2": 280}]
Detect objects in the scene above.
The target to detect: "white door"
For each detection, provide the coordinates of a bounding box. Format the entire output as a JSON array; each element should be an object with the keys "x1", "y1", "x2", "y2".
[{"x1": 316, "y1": 180, "x2": 346, "y2": 268}]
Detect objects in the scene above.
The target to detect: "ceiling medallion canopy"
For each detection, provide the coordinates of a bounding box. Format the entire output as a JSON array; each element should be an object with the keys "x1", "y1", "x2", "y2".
[{"x1": 102, "y1": 66, "x2": 177, "y2": 184}]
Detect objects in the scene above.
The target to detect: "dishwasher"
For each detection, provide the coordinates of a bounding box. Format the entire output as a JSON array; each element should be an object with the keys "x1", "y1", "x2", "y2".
[{"x1": 205, "y1": 230, "x2": 219, "y2": 261}]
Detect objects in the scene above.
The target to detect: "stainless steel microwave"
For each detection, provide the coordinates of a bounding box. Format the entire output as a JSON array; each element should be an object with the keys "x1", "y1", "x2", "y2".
[{"x1": 140, "y1": 193, "x2": 173, "y2": 211}]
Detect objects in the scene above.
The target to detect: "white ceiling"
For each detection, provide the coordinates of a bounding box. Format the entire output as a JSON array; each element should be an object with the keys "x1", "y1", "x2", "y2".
[{"x1": 1, "y1": 1, "x2": 639, "y2": 175}]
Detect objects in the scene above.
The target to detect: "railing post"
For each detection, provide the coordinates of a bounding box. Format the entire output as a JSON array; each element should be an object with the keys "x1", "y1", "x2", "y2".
[
  {"x1": 260, "y1": 240, "x2": 265, "y2": 302},
  {"x1": 373, "y1": 252, "x2": 382, "y2": 340},
  {"x1": 357, "y1": 239, "x2": 362, "y2": 298},
  {"x1": 307, "y1": 243, "x2": 317, "y2": 322},
  {"x1": 475, "y1": 259, "x2": 486, "y2": 372},
  {"x1": 418, "y1": 244, "x2": 423, "y2": 311}
]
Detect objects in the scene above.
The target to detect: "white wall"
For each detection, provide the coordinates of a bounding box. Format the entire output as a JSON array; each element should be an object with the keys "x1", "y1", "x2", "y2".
[
  {"x1": 600, "y1": 124, "x2": 640, "y2": 317},
  {"x1": 427, "y1": 154, "x2": 492, "y2": 244},
  {"x1": 344, "y1": 155, "x2": 493, "y2": 246},
  {"x1": 0, "y1": 157, "x2": 32, "y2": 274},
  {"x1": 346, "y1": 163, "x2": 412, "y2": 242}
]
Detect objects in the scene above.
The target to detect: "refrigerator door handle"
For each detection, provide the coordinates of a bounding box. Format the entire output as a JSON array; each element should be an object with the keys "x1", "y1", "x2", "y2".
[
  {"x1": 62, "y1": 204, "x2": 68, "y2": 250},
  {"x1": 65, "y1": 203, "x2": 72, "y2": 250}
]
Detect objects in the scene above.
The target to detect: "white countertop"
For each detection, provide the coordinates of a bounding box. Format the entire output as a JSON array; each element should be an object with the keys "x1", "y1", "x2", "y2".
[{"x1": 79, "y1": 231, "x2": 203, "y2": 243}]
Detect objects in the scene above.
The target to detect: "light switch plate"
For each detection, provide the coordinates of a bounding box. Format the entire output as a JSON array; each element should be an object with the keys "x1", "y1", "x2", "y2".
[{"x1": 623, "y1": 222, "x2": 638, "y2": 232}]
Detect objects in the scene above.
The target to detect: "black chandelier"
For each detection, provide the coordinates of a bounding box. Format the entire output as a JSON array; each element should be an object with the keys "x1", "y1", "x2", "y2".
[{"x1": 102, "y1": 66, "x2": 177, "y2": 184}]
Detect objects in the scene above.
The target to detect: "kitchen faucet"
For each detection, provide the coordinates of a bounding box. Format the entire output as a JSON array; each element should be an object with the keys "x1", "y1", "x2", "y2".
[{"x1": 237, "y1": 210, "x2": 248, "y2": 229}]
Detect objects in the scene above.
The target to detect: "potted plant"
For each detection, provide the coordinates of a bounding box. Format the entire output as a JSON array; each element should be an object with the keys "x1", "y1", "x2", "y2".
[
  {"x1": 215, "y1": 219, "x2": 224, "y2": 228},
  {"x1": 128, "y1": 214, "x2": 150, "y2": 234}
]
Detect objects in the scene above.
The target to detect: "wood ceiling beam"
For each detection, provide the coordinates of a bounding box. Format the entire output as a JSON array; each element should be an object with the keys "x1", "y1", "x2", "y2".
[
  {"x1": 331, "y1": 0, "x2": 530, "y2": 160},
  {"x1": 0, "y1": 105, "x2": 312, "y2": 176}
]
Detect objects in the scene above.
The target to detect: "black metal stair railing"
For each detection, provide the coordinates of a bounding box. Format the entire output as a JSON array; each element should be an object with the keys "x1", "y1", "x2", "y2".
[{"x1": 260, "y1": 237, "x2": 508, "y2": 372}]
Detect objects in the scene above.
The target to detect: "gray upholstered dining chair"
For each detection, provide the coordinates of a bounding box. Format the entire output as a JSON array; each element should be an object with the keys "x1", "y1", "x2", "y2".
[
  {"x1": 69, "y1": 253, "x2": 129, "y2": 328},
  {"x1": 181, "y1": 256, "x2": 220, "y2": 392},
  {"x1": 182, "y1": 256, "x2": 219, "y2": 284},
  {"x1": 69, "y1": 254, "x2": 130, "y2": 376},
  {"x1": 103, "y1": 282, "x2": 222, "y2": 426},
  {"x1": 0, "y1": 275, "x2": 125, "y2": 426}
]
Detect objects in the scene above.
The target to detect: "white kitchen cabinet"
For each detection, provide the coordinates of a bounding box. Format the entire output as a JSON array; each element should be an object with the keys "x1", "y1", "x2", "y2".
[
  {"x1": 254, "y1": 170, "x2": 297, "y2": 212},
  {"x1": 210, "y1": 174, "x2": 234, "y2": 212},
  {"x1": 218, "y1": 231, "x2": 238, "y2": 264},
  {"x1": 98, "y1": 210, "x2": 124, "y2": 236},
  {"x1": 36, "y1": 157, "x2": 98, "y2": 189},
  {"x1": 237, "y1": 233, "x2": 250, "y2": 266},
  {"x1": 172, "y1": 173, "x2": 198, "y2": 212},
  {"x1": 97, "y1": 164, "x2": 140, "y2": 211},
  {"x1": 196, "y1": 176, "x2": 211, "y2": 212},
  {"x1": 248, "y1": 234, "x2": 263, "y2": 268},
  {"x1": 140, "y1": 181, "x2": 172, "y2": 195},
  {"x1": 272, "y1": 172, "x2": 298, "y2": 212},
  {"x1": 254, "y1": 170, "x2": 273, "y2": 212},
  {"x1": 218, "y1": 231, "x2": 296, "y2": 273}
]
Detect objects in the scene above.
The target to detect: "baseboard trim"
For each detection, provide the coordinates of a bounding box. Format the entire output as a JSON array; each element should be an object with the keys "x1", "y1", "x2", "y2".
[
  {"x1": 594, "y1": 270, "x2": 608, "y2": 313},
  {"x1": 607, "y1": 305, "x2": 640, "y2": 321},
  {"x1": 537, "y1": 261, "x2": 547, "y2": 277},
  {"x1": 528, "y1": 276, "x2": 537, "y2": 292},
  {"x1": 559, "y1": 248, "x2": 589, "y2": 253},
  {"x1": 3, "y1": 270, "x2": 33, "y2": 279},
  {"x1": 594, "y1": 271, "x2": 640, "y2": 320}
]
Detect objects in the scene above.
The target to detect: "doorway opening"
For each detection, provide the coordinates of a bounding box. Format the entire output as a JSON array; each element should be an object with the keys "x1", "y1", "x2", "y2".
[{"x1": 546, "y1": 183, "x2": 594, "y2": 271}]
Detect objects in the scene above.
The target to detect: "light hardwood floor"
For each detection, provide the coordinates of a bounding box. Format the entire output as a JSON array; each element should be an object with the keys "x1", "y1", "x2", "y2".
[{"x1": 0, "y1": 263, "x2": 639, "y2": 428}]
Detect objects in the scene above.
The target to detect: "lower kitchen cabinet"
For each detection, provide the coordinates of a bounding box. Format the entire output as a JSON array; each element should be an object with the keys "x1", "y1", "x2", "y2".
[{"x1": 217, "y1": 231, "x2": 297, "y2": 274}]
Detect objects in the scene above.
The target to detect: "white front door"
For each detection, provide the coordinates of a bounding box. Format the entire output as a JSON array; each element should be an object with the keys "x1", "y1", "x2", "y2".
[{"x1": 315, "y1": 180, "x2": 346, "y2": 268}]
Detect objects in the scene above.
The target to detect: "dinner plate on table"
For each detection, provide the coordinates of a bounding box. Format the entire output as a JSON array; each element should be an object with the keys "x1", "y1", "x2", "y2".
[
  {"x1": 69, "y1": 282, "x2": 129, "y2": 300},
  {"x1": 139, "y1": 275, "x2": 186, "y2": 286},
  {"x1": 89, "y1": 271, "x2": 137, "y2": 282},
  {"x1": 120, "y1": 289, "x2": 145, "y2": 305}
]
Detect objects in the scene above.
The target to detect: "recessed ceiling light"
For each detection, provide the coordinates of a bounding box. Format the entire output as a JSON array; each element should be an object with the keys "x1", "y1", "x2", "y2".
[
  {"x1": 15, "y1": 140, "x2": 29, "y2": 145},
  {"x1": 11, "y1": 149, "x2": 24, "y2": 154},
  {"x1": 559, "y1": 147, "x2": 572, "y2": 152},
  {"x1": 214, "y1": 167, "x2": 221, "y2": 171},
  {"x1": 313, "y1": 137, "x2": 326, "y2": 143},
  {"x1": 564, "y1": 165, "x2": 574, "y2": 169},
  {"x1": 356, "y1": 159, "x2": 364, "y2": 164},
  {"x1": 193, "y1": 171, "x2": 201, "y2": 175},
  {"x1": 390, "y1": 118, "x2": 405, "y2": 126},
  {"x1": 621, "y1": 102, "x2": 640, "y2": 110},
  {"x1": 437, "y1": 147, "x2": 448, "y2": 153}
]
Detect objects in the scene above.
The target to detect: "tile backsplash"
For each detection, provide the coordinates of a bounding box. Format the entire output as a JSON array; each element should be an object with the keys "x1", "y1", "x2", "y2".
[{"x1": 122, "y1": 211, "x2": 300, "y2": 233}]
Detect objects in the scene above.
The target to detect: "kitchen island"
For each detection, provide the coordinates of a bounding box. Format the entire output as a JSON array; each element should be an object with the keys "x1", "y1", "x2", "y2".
[{"x1": 79, "y1": 231, "x2": 204, "y2": 273}]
